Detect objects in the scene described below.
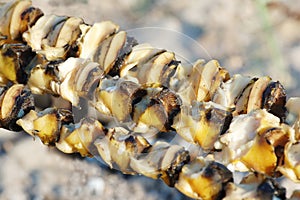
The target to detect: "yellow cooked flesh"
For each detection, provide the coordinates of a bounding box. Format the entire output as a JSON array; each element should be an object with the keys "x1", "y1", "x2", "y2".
[
  {"x1": 241, "y1": 136, "x2": 277, "y2": 175},
  {"x1": 33, "y1": 114, "x2": 58, "y2": 144}
]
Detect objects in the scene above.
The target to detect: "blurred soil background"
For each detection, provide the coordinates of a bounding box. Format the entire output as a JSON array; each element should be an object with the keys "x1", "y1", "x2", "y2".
[{"x1": 1, "y1": 0, "x2": 300, "y2": 199}]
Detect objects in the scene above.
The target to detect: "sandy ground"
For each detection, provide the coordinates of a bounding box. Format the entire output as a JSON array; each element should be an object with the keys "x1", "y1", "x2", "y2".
[{"x1": 1, "y1": 0, "x2": 300, "y2": 199}]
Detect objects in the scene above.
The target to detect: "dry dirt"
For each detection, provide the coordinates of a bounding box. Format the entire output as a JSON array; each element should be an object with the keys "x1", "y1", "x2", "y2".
[{"x1": 1, "y1": 0, "x2": 300, "y2": 200}]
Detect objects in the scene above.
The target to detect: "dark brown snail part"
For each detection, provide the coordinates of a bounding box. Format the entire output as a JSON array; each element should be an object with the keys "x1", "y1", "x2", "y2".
[
  {"x1": 0, "y1": 84, "x2": 34, "y2": 131},
  {"x1": 261, "y1": 81, "x2": 287, "y2": 121},
  {"x1": 0, "y1": 43, "x2": 36, "y2": 84},
  {"x1": 155, "y1": 88, "x2": 182, "y2": 129}
]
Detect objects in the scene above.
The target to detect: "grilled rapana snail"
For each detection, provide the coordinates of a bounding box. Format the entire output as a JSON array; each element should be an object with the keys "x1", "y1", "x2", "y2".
[{"x1": 0, "y1": 1, "x2": 299, "y2": 199}]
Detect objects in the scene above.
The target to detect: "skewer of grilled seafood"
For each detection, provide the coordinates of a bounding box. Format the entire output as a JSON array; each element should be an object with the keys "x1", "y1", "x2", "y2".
[
  {"x1": 0, "y1": 0, "x2": 300, "y2": 199},
  {"x1": 0, "y1": 82, "x2": 295, "y2": 200}
]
